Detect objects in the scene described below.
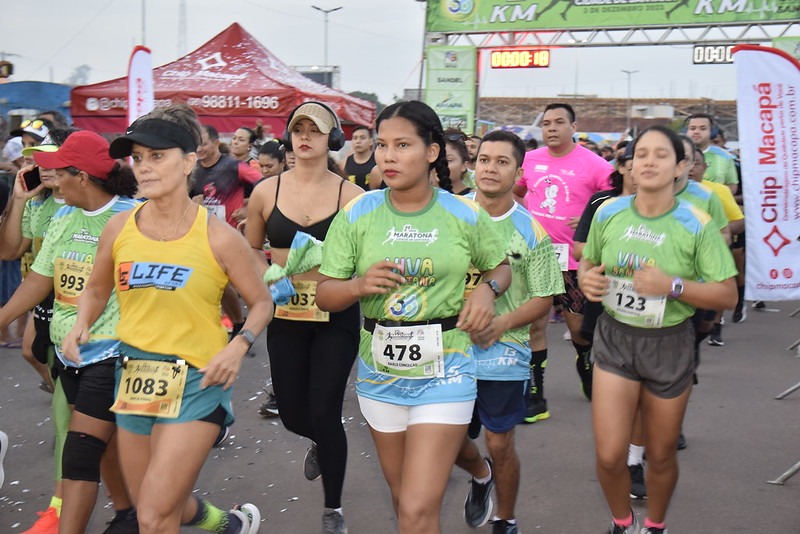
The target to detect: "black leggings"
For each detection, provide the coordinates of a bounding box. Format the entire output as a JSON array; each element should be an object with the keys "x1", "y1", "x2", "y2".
[{"x1": 267, "y1": 304, "x2": 359, "y2": 509}]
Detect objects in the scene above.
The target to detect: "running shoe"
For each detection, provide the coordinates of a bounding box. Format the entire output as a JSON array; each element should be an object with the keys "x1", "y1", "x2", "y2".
[
  {"x1": 0, "y1": 430, "x2": 7, "y2": 489},
  {"x1": 304, "y1": 442, "x2": 321, "y2": 481},
  {"x1": 523, "y1": 396, "x2": 550, "y2": 424},
  {"x1": 258, "y1": 391, "x2": 279, "y2": 417},
  {"x1": 608, "y1": 516, "x2": 639, "y2": 534},
  {"x1": 230, "y1": 503, "x2": 260, "y2": 534},
  {"x1": 562, "y1": 329, "x2": 571, "y2": 341},
  {"x1": 628, "y1": 463, "x2": 647, "y2": 500},
  {"x1": 213, "y1": 425, "x2": 231, "y2": 448},
  {"x1": 640, "y1": 528, "x2": 668, "y2": 534},
  {"x1": 102, "y1": 508, "x2": 139, "y2": 534},
  {"x1": 322, "y1": 509, "x2": 348, "y2": 534},
  {"x1": 491, "y1": 519, "x2": 519, "y2": 534},
  {"x1": 22, "y1": 506, "x2": 59, "y2": 534},
  {"x1": 576, "y1": 354, "x2": 593, "y2": 401},
  {"x1": 463, "y1": 457, "x2": 494, "y2": 528},
  {"x1": 676, "y1": 433, "x2": 687, "y2": 450},
  {"x1": 752, "y1": 300, "x2": 766, "y2": 309},
  {"x1": 732, "y1": 302, "x2": 746, "y2": 323},
  {"x1": 708, "y1": 322, "x2": 724, "y2": 346}
]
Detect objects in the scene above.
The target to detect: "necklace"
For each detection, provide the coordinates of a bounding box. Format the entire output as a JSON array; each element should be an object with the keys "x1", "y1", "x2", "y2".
[
  {"x1": 155, "y1": 201, "x2": 194, "y2": 242},
  {"x1": 295, "y1": 177, "x2": 322, "y2": 224}
]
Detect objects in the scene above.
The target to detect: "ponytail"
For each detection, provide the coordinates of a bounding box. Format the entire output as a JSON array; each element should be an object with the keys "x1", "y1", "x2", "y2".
[
  {"x1": 431, "y1": 125, "x2": 452, "y2": 193},
  {"x1": 101, "y1": 163, "x2": 138, "y2": 198}
]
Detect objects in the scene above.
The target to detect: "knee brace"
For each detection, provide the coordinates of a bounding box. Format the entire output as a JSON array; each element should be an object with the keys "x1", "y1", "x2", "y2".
[{"x1": 62, "y1": 431, "x2": 106, "y2": 482}]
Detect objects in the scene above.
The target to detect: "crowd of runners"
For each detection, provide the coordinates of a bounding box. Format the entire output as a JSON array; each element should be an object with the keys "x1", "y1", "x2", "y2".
[{"x1": 0, "y1": 99, "x2": 749, "y2": 534}]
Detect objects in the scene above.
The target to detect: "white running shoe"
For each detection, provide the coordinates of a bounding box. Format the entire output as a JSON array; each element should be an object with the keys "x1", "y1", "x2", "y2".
[{"x1": 231, "y1": 503, "x2": 260, "y2": 534}]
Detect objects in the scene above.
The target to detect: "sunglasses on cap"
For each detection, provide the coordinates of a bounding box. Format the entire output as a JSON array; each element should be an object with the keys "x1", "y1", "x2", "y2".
[{"x1": 20, "y1": 119, "x2": 45, "y2": 130}]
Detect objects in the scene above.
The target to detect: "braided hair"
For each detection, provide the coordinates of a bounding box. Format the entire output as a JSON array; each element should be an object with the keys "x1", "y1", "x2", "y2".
[{"x1": 375, "y1": 101, "x2": 452, "y2": 193}]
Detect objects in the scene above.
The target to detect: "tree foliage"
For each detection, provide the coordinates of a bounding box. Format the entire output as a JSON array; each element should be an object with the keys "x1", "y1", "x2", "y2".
[{"x1": 349, "y1": 91, "x2": 385, "y2": 114}]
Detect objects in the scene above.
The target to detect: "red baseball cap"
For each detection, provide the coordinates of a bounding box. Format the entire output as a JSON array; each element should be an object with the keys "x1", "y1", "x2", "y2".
[{"x1": 33, "y1": 131, "x2": 117, "y2": 179}]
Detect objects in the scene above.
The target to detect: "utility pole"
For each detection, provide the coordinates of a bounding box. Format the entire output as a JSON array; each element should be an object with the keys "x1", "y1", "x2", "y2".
[
  {"x1": 621, "y1": 69, "x2": 639, "y2": 134},
  {"x1": 141, "y1": 0, "x2": 147, "y2": 45},
  {"x1": 178, "y1": 0, "x2": 187, "y2": 55},
  {"x1": 311, "y1": 5, "x2": 342, "y2": 67}
]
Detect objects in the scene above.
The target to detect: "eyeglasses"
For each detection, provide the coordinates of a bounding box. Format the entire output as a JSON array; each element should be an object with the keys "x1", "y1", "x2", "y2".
[{"x1": 20, "y1": 119, "x2": 45, "y2": 130}]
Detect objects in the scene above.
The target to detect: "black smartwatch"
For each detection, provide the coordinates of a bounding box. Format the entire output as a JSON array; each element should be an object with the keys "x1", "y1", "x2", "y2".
[
  {"x1": 237, "y1": 328, "x2": 257, "y2": 348},
  {"x1": 484, "y1": 279, "x2": 501, "y2": 298}
]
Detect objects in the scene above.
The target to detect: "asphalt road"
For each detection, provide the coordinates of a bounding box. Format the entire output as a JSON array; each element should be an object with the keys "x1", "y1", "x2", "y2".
[{"x1": 2, "y1": 302, "x2": 799, "y2": 533}]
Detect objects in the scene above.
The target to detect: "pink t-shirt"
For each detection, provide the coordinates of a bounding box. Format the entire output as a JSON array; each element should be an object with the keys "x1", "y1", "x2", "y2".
[{"x1": 517, "y1": 144, "x2": 613, "y2": 270}]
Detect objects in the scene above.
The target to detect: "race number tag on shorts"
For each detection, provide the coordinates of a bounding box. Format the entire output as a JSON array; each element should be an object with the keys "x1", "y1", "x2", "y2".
[
  {"x1": 552, "y1": 243, "x2": 569, "y2": 271},
  {"x1": 54, "y1": 258, "x2": 93, "y2": 306},
  {"x1": 602, "y1": 276, "x2": 666, "y2": 328},
  {"x1": 112, "y1": 359, "x2": 188, "y2": 418},
  {"x1": 20, "y1": 251, "x2": 34, "y2": 278},
  {"x1": 371, "y1": 324, "x2": 445, "y2": 379},
  {"x1": 463, "y1": 266, "x2": 482, "y2": 299},
  {"x1": 275, "y1": 280, "x2": 330, "y2": 322}
]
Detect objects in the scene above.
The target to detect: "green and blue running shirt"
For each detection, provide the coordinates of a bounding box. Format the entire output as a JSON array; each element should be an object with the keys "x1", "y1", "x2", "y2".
[
  {"x1": 32, "y1": 196, "x2": 138, "y2": 367},
  {"x1": 583, "y1": 196, "x2": 736, "y2": 328},
  {"x1": 22, "y1": 195, "x2": 66, "y2": 257},
  {"x1": 702, "y1": 145, "x2": 738, "y2": 187},
  {"x1": 465, "y1": 194, "x2": 564, "y2": 381},
  {"x1": 675, "y1": 180, "x2": 728, "y2": 231},
  {"x1": 320, "y1": 188, "x2": 507, "y2": 405}
]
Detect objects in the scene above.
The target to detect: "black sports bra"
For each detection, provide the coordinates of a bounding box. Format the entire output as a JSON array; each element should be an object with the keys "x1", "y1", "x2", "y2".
[{"x1": 265, "y1": 174, "x2": 345, "y2": 248}]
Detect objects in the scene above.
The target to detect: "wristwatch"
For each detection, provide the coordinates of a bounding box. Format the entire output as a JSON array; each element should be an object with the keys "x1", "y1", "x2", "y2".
[
  {"x1": 668, "y1": 278, "x2": 684, "y2": 300},
  {"x1": 237, "y1": 328, "x2": 257, "y2": 348},
  {"x1": 484, "y1": 279, "x2": 502, "y2": 298}
]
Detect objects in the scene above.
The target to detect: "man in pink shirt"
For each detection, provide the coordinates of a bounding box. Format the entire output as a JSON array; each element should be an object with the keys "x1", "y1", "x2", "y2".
[{"x1": 512, "y1": 103, "x2": 613, "y2": 422}]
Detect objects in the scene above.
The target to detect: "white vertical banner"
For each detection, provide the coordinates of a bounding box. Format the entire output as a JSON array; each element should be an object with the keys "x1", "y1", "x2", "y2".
[
  {"x1": 734, "y1": 45, "x2": 800, "y2": 301},
  {"x1": 127, "y1": 46, "x2": 154, "y2": 126}
]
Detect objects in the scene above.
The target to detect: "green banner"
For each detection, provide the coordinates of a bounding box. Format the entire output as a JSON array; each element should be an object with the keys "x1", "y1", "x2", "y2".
[
  {"x1": 772, "y1": 37, "x2": 800, "y2": 59},
  {"x1": 427, "y1": 0, "x2": 800, "y2": 32},
  {"x1": 424, "y1": 45, "x2": 477, "y2": 134}
]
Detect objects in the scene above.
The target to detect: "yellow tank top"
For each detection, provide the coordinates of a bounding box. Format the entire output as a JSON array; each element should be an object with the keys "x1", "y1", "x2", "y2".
[{"x1": 114, "y1": 203, "x2": 229, "y2": 368}]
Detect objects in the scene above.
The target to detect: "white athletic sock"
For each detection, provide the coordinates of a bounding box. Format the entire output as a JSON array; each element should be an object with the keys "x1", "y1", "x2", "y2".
[
  {"x1": 627, "y1": 444, "x2": 645, "y2": 466},
  {"x1": 474, "y1": 458, "x2": 492, "y2": 484},
  {"x1": 493, "y1": 516, "x2": 516, "y2": 524}
]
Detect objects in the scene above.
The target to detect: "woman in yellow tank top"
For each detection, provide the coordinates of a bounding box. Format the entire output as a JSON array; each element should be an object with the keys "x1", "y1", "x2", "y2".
[{"x1": 62, "y1": 105, "x2": 272, "y2": 534}]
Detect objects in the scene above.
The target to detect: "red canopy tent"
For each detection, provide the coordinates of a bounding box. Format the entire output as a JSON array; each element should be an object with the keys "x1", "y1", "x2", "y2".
[{"x1": 70, "y1": 23, "x2": 375, "y2": 136}]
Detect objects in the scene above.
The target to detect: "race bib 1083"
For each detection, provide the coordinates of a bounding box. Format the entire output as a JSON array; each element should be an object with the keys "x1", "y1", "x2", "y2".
[{"x1": 111, "y1": 359, "x2": 188, "y2": 418}]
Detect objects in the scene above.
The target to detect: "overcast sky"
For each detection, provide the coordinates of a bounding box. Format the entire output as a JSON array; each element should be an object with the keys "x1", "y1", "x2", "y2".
[{"x1": 1, "y1": 0, "x2": 773, "y2": 110}]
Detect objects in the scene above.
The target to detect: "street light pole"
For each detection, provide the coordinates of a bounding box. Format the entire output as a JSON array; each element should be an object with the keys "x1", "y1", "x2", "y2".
[
  {"x1": 311, "y1": 5, "x2": 343, "y2": 68},
  {"x1": 621, "y1": 69, "x2": 638, "y2": 135}
]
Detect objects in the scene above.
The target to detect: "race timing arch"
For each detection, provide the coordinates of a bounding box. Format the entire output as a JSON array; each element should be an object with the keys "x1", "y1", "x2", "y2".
[{"x1": 421, "y1": 0, "x2": 800, "y2": 133}]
